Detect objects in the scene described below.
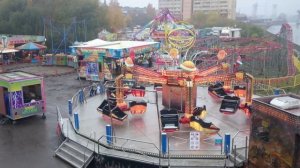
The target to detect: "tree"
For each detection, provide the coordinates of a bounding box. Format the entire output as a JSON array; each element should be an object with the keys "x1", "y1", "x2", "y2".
[
  {"x1": 146, "y1": 4, "x2": 156, "y2": 21},
  {"x1": 106, "y1": 0, "x2": 127, "y2": 32},
  {"x1": 0, "y1": 0, "x2": 109, "y2": 48},
  {"x1": 191, "y1": 11, "x2": 235, "y2": 28},
  {"x1": 190, "y1": 11, "x2": 266, "y2": 38}
]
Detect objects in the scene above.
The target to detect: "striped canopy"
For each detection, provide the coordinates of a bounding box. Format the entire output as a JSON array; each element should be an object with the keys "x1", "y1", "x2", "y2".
[{"x1": 16, "y1": 42, "x2": 46, "y2": 50}]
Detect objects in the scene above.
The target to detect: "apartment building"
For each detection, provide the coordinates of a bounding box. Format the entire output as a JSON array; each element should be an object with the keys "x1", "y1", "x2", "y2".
[
  {"x1": 158, "y1": 0, "x2": 236, "y2": 20},
  {"x1": 159, "y1": 0, "x2": 183, "y2": 19}
]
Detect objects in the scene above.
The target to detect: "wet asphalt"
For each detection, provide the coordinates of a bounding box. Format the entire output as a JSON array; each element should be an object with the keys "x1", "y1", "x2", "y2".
[{"x1": 0, "y1": 72, "x2": 89, "y2": 168}]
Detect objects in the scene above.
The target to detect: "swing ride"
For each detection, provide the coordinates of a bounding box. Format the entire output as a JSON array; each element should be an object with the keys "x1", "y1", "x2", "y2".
[
  {"x1": 97, "y1": 48, "x2": 254, "y2": 133},
  {"x1": 96, "y1": 8, "x2": 254, "y2": 133}
]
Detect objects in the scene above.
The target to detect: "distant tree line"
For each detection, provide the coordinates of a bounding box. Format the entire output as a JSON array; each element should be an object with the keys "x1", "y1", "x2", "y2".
[
  {"x1": 190, "y1": 11, "x2": 266, "y2": 37},
  {"x1": 0, "y1": 0, "x2": 156, "y2": 49}
]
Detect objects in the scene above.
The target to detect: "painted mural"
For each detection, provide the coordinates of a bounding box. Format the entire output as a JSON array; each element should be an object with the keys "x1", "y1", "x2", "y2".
[
  {"x1": 10, "y1": 91, "x2": 23, "y2": 109},
  {"x1": 249, "y1": 112, "x2": 297, "y2": 168},
  {"x1": 86, "y1": 62, "x2": 99, "y2": 81}
]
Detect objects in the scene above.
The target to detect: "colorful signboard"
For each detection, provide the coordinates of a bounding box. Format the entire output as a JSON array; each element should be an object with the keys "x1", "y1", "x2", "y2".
[
  {"x1": 86, "y1": 62, "x2": 99, "y2": 81},
  {"x1": 0, "y1": 35, "x2": 46, "y2": 45}
]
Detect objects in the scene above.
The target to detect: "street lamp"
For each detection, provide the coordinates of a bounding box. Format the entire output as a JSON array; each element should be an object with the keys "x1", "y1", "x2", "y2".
[
  {"x1": 1, "y1": 35, "x2": 8, "y2": 68},
  {"x1": 186, "y1": 77, "x2": 193, "y2": 88}
]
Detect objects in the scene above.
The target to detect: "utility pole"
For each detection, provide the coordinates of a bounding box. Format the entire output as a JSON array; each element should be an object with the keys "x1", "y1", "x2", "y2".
[
  {"x1": 84, "y1": 19, "x2": 87, "y2": 41},
  {"x1": 64, "y1": 25, "x2": 67, "y2": 54}
]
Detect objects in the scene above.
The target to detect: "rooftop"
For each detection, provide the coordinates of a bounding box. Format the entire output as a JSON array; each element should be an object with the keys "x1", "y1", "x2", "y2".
[
  {"x1": 0, "y1": 71, "x2": 41, "y2": 82},
  {"x1": 253, "y1": 94, "x2": 300, "y2": 117}
]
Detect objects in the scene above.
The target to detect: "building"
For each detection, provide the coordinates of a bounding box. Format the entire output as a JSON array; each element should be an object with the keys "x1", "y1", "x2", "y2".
[
  {"x1": 249, "y1": 94, "x2": 300, "y2": 168},
  {"x1": 158, "y1": 0, "x2": 236, "y2": 20},
  {"x1": 158, "y1": 0, "x2": 182, "y2": 19}
]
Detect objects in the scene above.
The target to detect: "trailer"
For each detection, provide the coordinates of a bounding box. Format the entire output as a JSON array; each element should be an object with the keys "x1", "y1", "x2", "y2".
[{"x1": 0, "y1": 71, "x2": 46, "y2": 121}]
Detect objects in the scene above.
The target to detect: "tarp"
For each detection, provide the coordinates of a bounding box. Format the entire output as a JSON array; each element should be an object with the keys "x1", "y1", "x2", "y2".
[
  {"x1": 0, "y1": 48, "x2": 19, "y2": 53},
  {"x1": 16, "y1": 42, "x2": 46, "y2": 50},
  {"x1": 72, "y1": 39, "x2": 160, "y2": 59},
  {"x1": 70, "y1": 39, "x2": 118, "y2": 48},
  {"x1": 95, "y1": 41, "x2": 159, "y2": 50}
]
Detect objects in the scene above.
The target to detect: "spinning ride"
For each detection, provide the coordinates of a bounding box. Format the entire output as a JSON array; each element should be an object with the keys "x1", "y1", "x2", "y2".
[
  {"x1": 98, "y1": 49, "x2": 254, "y2": 132},
  {"x1": 133, "y1": 9, "x2": 196, "y2": 53}
]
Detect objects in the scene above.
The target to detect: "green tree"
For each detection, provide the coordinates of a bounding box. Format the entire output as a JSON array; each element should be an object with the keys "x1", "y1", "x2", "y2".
[
  {"x1": 0, "y1": 0, "x2": 109, "y2": 48},
  {"x1": 146, "y1": 4, "x2": 156, "y2": 21},
  {"x1": 191, "y1": 11, "x2": 235, "y2": 28},
  {"x1": 106, "y1": 0, "x2": 126, "y2": 32},
  {"x1": 191, "y1": 11, "x2": 266, "y2": 38}
]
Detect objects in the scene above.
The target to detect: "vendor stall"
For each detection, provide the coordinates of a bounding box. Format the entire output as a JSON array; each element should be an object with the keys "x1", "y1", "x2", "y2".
[
  {"x1": 72, "y1": 39, "x2": 160, "y2": 81},
  {"x1": 0, "y1": 72, "x2": 46, "y2": 121}
]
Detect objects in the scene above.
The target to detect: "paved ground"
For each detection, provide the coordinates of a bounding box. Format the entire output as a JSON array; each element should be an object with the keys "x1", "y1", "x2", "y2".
[{"x1": 0, "y1": 64, "x2": 89, "y2": 168}]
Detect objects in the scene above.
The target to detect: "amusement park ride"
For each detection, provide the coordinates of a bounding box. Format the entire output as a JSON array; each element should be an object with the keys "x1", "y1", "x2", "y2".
[
  {"x1": 97, "y1": 50, "x2": 254, "y2": 133},
  {"x1": 97, "y1": 9, "x2": 255, "y2": 134}
]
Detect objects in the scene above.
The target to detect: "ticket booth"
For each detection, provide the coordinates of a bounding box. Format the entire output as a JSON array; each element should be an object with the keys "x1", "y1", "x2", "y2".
[{"x1": 0, "y1": 72, "x2": 46, "y2": 121}]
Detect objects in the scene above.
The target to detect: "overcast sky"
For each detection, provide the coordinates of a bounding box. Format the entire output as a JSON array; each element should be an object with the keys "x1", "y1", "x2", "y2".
[{"x1": 101, "y1": 0, "x2": 300, "y2": 16}]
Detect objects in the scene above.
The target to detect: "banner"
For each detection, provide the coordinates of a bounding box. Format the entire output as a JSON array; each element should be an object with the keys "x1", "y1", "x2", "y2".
[{"x1": 86, "y1": 62, "x2": 99, "y2": 81}]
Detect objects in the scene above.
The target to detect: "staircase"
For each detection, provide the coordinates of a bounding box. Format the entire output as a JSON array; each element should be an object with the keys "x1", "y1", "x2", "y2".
[
  {"x1": 55, "y1": 138, "x2": 94, "y2": 168},
  {"x1": 228, "y1": 147, "x2": 247, "y2": 167}
]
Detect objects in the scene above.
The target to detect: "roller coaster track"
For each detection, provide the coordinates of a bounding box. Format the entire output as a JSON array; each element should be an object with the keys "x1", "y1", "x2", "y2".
[
  {"x1": 194, "y1": 24, "x2": 298, "y2": 92},
  {"x1": 280, "y1": 23, "x2": 295, "y2": 76},
  {"x1": 253, "y1": 23, "x2": 298, "y2": 91}
]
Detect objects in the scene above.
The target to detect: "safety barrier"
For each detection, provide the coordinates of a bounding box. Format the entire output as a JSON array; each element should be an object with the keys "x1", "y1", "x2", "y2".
[
  {"x1": 255, "y1": 73, "x2": 300, "y2": 89},
  {"x1": 64, "y1": 84, "x2": 233, "y2": 167},
  {"x1": 167, "y1": 130, "x2": 223, "y2": 156}
]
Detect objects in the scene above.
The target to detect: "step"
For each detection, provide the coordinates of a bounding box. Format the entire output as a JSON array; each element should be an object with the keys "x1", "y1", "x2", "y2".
[
  {"x1": 65, "y1": 140, "x2": 94, "y2": 156},
  {"x1": 64, "y1": 142, "x2": 93, "y2": 158},
  {"x1": 235, "y1": 148, "x2": 247, "y2": 161},
  {"x1": 56, "y1": 149, "x2": 83, "y2": 168},
  {"x1": 60, "y1": 146, "x2": 85, "y2": 163},
  {"x1": 228, "y1": 153, "x2": 244, "y2": 167},
  {"x1": 55, "y1": 139, "x2": 94, "y2": 168}
]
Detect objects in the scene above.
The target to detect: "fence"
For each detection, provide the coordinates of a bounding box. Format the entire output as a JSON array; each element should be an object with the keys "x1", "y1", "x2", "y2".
[
  {"x1": 255, "y1": 73, "x2": 300, "y2": 89},
  {"x1": 65, "y1": 83, "x2": 251, "y2": 167}
]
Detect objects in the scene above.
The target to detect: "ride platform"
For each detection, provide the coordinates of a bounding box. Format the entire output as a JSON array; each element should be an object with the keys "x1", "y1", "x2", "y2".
[{"x1": 60, "y1": 87, "x2": 251, "y2": 167}]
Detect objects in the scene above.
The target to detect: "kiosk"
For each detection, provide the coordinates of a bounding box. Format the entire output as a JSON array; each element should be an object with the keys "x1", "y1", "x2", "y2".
[{"x1": 0, "y1": 71, "x2": 46, "y2": 120}]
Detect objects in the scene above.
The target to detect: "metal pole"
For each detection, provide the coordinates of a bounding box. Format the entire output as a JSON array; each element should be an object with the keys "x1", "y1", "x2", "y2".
[
  {"x1": 180, "y1": 87, "x2": 183, "y2": 112},
  {"x1": 168, "y1": 87, "x2": 171, "y2": 109},
  {"x1": 1, "y1": 36, "x2": 7, "y2": 69},
  {"x1": 107, "y1": 89, "x2": 114, "y2": 143},
  {"x1": 94, "y1": 131, "x2": 96, "y2": 152},
  {"x1": 50, "y1": 20, "x2": 54, "y2": 53},
  {"x1": 156, "y1": 91, "x2": 162, "y2": 167},
  {"x1": 74, "y1": 18, "x2": 77, "y2": 41},
  {"x1": 234, "y1": 145, "x2": 237, "y2": 166},
  {"x1": 64, "y1": 25, "x2": 66, "y2": 54},
  {"x1": 67, "y1": 117, "x2": 69, "y2": 138},
  {"x1": 168, "y1": 135, "x2": 170, "y2": 168},
  {"x1": 245, "y1": 136, "x2": 248, "y2": 161},
  {"x1": 231, "y1": 138, "x2": 234, "y2": 153},
  {"x1": 84, "y1": 19, "x2": 87, "y2": 41}
]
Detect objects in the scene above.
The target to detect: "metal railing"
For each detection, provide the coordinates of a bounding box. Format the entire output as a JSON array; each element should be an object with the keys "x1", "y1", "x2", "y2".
[
  {"x1": 56, "y1": 106, "x2": 66, "y2": 143},
  {"x1": 83, "y1": 132, "x2": 95, "y2": 167},
  {"x1": 63, "y1": 84, "x2": 239, "y2": 167},
  {"x1": 98, "y1": 135, "x2": 160, "y2": 164},
  {"x1": 231, "y1": 129, "x2": 250, "y2": 151},
  {"x1": 254, "y1": 83, "x2": 286, "y2": 96},
  {"x1": 231, "y1": 129, "x2": 250, "y2": 166},
  {"x1": 167, "y1": 131, "x2": 223, "y2": 156},
  {"x1": 70, "y1": 82, "x2": 105, "y2": 111}
]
